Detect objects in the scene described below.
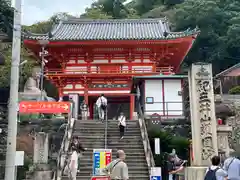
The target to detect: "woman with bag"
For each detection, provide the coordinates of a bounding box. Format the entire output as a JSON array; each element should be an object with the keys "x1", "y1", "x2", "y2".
[
  {"x1": 118, "y1": 112, "x2": 126, "y2": 140},
  {"x1": 64, "y1": 146, "x2": 78, "y2": 180}
]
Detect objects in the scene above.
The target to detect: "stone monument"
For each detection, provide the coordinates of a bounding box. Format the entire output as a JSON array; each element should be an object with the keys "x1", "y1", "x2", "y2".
[
  {"x1": 33, "y1": 132, "x2": 49, "y2": 163},
  {"x1": 185, "y1": 63, "x2": 218, "y2": 180},
  {"x1": 33, "y1": 132, "x2": 51, "y2": 180}
]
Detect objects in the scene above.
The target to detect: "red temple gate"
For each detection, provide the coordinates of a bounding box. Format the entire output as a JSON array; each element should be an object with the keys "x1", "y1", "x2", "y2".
[{"x1": 23, "y1": 18, "x2": 199, "y2": 119}]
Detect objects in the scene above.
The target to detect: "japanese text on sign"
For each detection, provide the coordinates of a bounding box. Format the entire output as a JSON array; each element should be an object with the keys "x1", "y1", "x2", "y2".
[
  {"x1": 19, "y1": 101, "x2": 71, "y2": 114},
  {"x1": 93, "y1": 149, "x2": 112, "y2": 176}
]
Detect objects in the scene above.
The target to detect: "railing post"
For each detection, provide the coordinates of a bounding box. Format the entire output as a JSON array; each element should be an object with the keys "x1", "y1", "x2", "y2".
[{"x1": 104, "y1": 108, "x2": 108, "y2": 149}]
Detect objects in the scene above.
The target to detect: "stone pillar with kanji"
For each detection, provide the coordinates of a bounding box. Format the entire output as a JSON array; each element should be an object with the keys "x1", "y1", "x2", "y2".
[
  {"x1": 185, "y1": 63, "x2": 218, "y2": 180},
  {"x1": 33, "y1": 132, "x2": 51, "y2": 180}
]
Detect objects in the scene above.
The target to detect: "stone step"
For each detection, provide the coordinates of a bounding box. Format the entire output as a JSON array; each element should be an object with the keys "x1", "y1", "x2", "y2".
[
  {"x1": 79, "y1": 155, "x2": 146, "y2": 163},
  {"x1": 77, "y1": 166, "x2": 148, "y2": 171},
  {"x1": 75, "y1": 120, "x2": 138, "y2": 123},
  {"x1": 62, "y1": 175, "x2": 149, "y2": 180},
  {"x1": 79, "y1": 157, "x2": 147, "y2": 164},
  {"x1": 82, "y1": 151, "x2": 145, "y2": 157},
  {"x1": 74, "y1": 122, "x2": 139, "y2": 126},
  {"x1": 73, "y1": 135, "x2": 141, "y2": 139},
  {"x1": 74, "y1": 129, "x2": 140, "y2": 133},
  {"x1": 78, "y1": 161, "x2": 147, "y2": 167},
  {"x1": 74, "y1": 126, "x2": 139, "y2": 130},
  {"x1": 77, "y1": 170, "x2": 149, "y2": 176}
]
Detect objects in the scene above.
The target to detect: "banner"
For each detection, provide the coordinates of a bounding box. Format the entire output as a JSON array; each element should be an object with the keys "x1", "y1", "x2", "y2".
[{"x1": 93, "y1": 149, "x2": 112, "y2": 176}]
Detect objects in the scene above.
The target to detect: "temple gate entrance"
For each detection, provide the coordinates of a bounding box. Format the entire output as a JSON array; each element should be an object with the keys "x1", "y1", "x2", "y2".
[{"x1": 89, "y1": 96, "x2": 130, "y2": 120}]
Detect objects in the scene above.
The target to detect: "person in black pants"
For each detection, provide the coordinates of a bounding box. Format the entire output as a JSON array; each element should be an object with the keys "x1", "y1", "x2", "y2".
[{"x1": 118, "y1": 112, "x2": 126, "y2": 140}]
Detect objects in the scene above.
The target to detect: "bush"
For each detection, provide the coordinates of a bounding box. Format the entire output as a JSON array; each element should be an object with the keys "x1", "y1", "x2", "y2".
[
  {"x1": 229, "y1": 86, "x2": 240, "y2": 94},
  {"x1": 148, "y1": 129, "x2": 190, "y2": 180}
]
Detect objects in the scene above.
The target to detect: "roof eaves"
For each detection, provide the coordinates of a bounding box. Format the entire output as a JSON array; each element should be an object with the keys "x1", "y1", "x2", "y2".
[
  {"x1": 215, "y1": 63, "x2": 240, "y2": 78},
  {"x1": 133, "y1": 75, "x2": 188, "y2": 79}
]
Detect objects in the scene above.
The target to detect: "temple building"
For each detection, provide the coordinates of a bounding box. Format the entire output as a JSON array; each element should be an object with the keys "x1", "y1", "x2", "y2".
[{"x1": 23, "y1": 18, "x2": 199, "y2": 120}]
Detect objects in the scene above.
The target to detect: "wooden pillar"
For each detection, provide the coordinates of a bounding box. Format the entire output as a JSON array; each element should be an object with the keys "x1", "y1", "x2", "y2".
[
  {"x1": 58, "y1": 87, "x2": 63, "y2": 101},
  {"x1": 130, "y1": 95, "x2": 135, "y2": 120},
  {"x1": 90, "y1": 100, "x2": 93, "y2": 119},
  {"x1": 84, "y1": 88, "x2": 88, "y2": 104}
]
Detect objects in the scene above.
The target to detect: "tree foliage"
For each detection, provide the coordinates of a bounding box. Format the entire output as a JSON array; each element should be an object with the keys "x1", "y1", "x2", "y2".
[
  {"x1": 1, "y1": 0, "x2": 240, "y2": 88},
  {"x1": 81, "y1": 0, "x2": 240, "y2": 74},
  {"x1": 0, "y1": 0, "x2": 13, "y2": 39}
]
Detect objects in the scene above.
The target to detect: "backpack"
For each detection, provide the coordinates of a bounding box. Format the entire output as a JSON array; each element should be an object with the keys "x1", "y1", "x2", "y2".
[
  {"x1": 100, "y1": 98, "x2": 107, "y2": 110},
  {"x1": 204, "y1": 167, "x2": 220, "y2": 180}
]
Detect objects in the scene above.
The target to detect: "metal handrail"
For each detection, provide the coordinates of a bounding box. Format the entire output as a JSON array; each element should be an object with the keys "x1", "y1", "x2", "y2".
[
  {"x1": 137, "y1": 98, "x2": 155, "y2": 176},
  {"x1": 144, "y1": 101, "x2": 186, "y2": 118},
  {"x1": 104, "y1": 108, "x2": 108, "y2": 149},
  {"x1": 53, "y1": 104, "x2": 75, "y2": 180}
]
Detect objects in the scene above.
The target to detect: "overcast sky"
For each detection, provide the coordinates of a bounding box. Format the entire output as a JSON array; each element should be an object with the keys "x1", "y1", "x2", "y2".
[{"x1": 22, "y1": 0, "x2": 96, "y2": 25}]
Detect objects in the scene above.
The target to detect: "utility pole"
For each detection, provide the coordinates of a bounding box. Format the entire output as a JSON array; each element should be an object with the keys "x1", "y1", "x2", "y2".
[{"x1": 4, "y1": 0, "x2": 22, "y2": 179}]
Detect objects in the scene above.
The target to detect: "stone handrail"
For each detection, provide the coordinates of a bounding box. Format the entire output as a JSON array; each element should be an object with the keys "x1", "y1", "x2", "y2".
[
  {"x1": 137, "y1": 100, "x2": 155, "y2": 175},
  {"x1": 53, "y1": 105, "x2": 75, "y2": 180}
]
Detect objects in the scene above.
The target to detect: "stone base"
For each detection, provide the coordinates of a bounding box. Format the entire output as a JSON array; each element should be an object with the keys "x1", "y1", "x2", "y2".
[
  {"x1": 33, "y1": 171, "x2": 52, "y2": 180},
  {"x1": 185, "y1": 166, "x2": 207, "y2": 180}
]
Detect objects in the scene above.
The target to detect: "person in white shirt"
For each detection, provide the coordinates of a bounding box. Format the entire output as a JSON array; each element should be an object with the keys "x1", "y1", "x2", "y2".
[
  {"x1": 69, "y1": 146, "x2": 79, "y2": 180},
  {"x1": 205, "y1": 156, "x2": 228, "y2": 180},
  {"x1": 118, "y1": 112, "x2": 126, "y2": 140},
  {"x1": 96, "y1": 94, "x2": 107, "y2": 121}
]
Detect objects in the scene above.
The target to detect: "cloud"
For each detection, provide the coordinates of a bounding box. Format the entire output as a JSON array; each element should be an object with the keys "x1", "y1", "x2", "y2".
[{"x1": 22, "y1": 0, "x2": 96, "y2": 25}]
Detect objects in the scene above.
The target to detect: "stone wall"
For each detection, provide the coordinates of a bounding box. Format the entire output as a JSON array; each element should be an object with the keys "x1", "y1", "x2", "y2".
[{"x1": 227, "y1": 105, "x2": 240, "y2": 150}]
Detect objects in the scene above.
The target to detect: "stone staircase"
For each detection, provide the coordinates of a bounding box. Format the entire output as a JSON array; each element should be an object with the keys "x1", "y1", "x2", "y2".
[
  {"x1": 107, "y1": 120, "x2": 149, "y2": 180},
  {"x1": 62, "y1": 119, "x2": 149, "y2": 180},
  {"x1": 62, "y1": 120, "x2": 105, "y2": 179}
]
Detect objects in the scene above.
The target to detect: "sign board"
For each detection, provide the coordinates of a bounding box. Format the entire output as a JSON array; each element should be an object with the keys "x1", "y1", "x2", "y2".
[
  {"x1": 150, "y1": 167, "x2": 161, "y2": 180},
  {"x1": 19, "y1": 101, "x2": 71, "y2": 114},
  {"x1": 154, "y1": 138, "x2": 160, "y2": 155},
  {"x1": 91, "y1": 176, "x2": 110, "y2": 180},
  {"x1": 93, "y1": 149, "x2": 112, "y2": 176},
  {"x1": 15, "y1": 151, "x2": 24, "y2": 166},
  {"x1": 151, "y1": 113, "x2": 161, "y2": 121},
  {"x1": 151, "y1": 176, "x2": 161, "y2": 180}
]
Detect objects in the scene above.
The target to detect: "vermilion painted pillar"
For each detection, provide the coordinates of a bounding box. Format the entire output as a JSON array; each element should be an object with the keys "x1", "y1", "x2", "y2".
[
  {"x1": 58, "y1": 87, "x2": 63, "y2": 101},
  {"x1": 84, "y1": 90, "x2": 88, "y2": 104},
  {"x1": 89, "y1": 100, "x2": 93, "y2": 119},
  {"x1": 130, "y1": 95, "x2": 135, "y2": 120}
]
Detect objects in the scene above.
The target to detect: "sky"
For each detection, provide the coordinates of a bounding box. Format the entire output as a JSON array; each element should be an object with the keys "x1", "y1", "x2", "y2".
[{"x1": 22, "y1": 0, "x2": 96, "y2": 25}]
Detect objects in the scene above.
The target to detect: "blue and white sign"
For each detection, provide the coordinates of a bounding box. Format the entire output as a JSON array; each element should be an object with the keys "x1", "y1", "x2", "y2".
[
  {"x1": 151, "y1": 176, "x2": 161, "y2": 180},
  {"x1": 150, "y1": 167, "x2": 161, "y2": 180},
  {"x1": 93, "y1": 152, "x2": 100, "y2": 175},
  {"x1": 92, "y1": 149, "x2": 112, "y2": 176}
]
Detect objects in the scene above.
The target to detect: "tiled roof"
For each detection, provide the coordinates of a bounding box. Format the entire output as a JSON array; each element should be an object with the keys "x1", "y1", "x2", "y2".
[
  {"x1": 216, "y1": 63, "x2": 240, "y2": 77},
  {"x1": 24, "y1": 18, "x2": 199, "y2": 41}
]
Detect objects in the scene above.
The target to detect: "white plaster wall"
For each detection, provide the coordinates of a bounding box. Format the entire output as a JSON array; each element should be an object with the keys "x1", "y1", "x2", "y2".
[
  {"x1": 163, "y1": 79, "x2": 183, "y2": 116},
  {"x1": 145, "y1": 79, "x2": 183, "y2": 116},
  {"x1": 145, "y1": 80, "x2": 164, "y2": 115}
]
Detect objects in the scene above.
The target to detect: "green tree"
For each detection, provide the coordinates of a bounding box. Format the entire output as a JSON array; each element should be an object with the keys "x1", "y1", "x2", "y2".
[
  {"x1": 81, "y1": 0, "x2": 133, "y2": 19},
  {"x1": 170, "y1": 0, "x2": 240, "y2": 73},
  {"x1": 81, "y1": 7, "x2": 113, "y2": 19},
  {"x1": 0, "y1": 47, "x2": 36, "y2": 88},
  {"x1": 0, "y1": 0, "x2": 13, "y2": 40}
]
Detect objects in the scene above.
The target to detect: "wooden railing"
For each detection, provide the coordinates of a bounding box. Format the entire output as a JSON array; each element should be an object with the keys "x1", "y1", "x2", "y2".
[{"x1": 45, "y1": 66, "x2": 175, "y2": 76}]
